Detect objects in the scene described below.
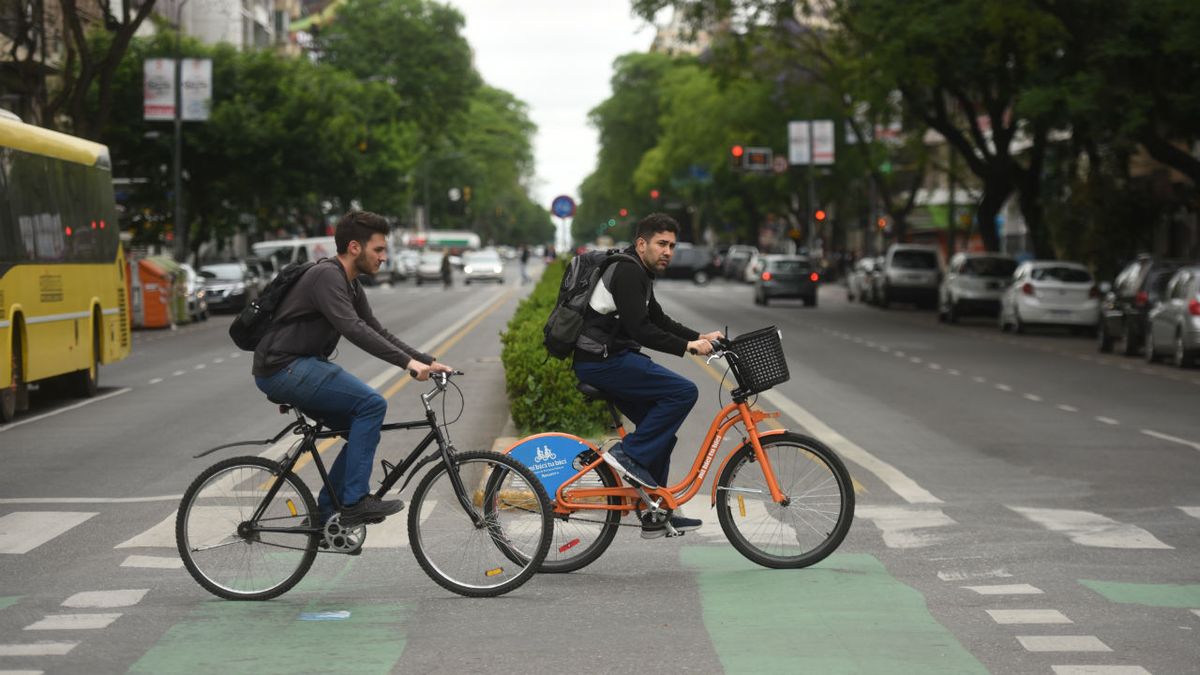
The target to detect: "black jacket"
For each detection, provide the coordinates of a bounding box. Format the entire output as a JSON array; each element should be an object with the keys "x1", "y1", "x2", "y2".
[{"x1": 574, "y1": 246, "x2": 699, "y2": 362}]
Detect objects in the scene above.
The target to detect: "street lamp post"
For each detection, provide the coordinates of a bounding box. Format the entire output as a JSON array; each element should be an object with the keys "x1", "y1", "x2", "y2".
[{"x1": 172, "y1": 0, "x2": 190, "y2": 263}]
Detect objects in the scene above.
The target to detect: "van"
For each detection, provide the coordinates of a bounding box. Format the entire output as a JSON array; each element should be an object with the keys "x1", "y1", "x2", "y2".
[
  {"x1": 251, "y1": 237, "x2": 337, "y2": 279},
  {"x1": 878, "y1": 243, "x2": 942, "y2": 309}
]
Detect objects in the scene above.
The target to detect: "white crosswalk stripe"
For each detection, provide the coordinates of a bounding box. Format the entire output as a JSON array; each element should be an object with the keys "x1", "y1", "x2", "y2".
[
  {"x1": 855, "y1": 505, "x2": 955, "y2": 548},
  {"x1": 0, "y1": 512, "x2": 97, "y2": 555},
  {"x1": 1008, "y1": 506, "x2": 1172, "y2": 549}
]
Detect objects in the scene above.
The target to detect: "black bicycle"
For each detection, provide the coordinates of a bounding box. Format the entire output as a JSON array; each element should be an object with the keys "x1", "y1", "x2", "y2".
[{"x1": 175, "y1": 372, "x2": 552, "y2": 600}]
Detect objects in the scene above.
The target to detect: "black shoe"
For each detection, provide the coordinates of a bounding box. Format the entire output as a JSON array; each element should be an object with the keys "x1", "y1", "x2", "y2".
[
  {"x1": 669, "y1": 515, "x2": 702, "y2": 532},
  {"x1": 640, "y1": 513, "x2": 667, "y2": 540},
  {"x1": 601, "y1": 445, "x2": 659, "y2": 489},
  {"x1": 339, "y1": 495, "x2": 404, "y2": 527}
]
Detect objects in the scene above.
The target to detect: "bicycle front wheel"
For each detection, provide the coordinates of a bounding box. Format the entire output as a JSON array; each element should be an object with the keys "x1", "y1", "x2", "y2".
[
  {"x1": 176, "y1": 456, "x2": 318, "y2": 600},
  {"x1": 716, "y1": 433, "x2": 854, "y2": 569},
  {"x1": 408, "y1": 451, "x2": 551, "y2": 597}
]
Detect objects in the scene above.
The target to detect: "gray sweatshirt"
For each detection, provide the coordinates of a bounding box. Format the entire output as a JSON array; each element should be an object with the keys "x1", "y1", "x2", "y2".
[{"x1": 252, "y1": 258, "x2": 434, "y2": 377}]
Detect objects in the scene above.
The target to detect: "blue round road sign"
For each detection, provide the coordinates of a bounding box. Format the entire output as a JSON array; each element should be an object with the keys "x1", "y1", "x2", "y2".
[{"x1": 551, "y1": 195, "x2": 576, "y2": 218}]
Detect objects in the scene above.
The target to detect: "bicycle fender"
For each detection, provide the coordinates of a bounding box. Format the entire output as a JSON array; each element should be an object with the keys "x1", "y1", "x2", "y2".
[
  {"x1": 709, "y1": 429, "x2": 789, "y2": 506},
  {"x1": 498, "y1": 432, "x2": 599, "y2": 456}
]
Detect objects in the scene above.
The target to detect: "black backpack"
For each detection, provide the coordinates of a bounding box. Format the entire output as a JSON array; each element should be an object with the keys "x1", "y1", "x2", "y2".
[
  {"x1": 542, "y1": 250, "x2": 638, "y2": 359},
  {"x1": 229, "y1": 261, "x2": 316, "y2": 351}
]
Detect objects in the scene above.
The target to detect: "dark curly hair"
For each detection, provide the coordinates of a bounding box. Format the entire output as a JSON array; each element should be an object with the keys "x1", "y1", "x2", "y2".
[
  {"x1": 334, "y1": 210, "x2": 389, "y2": 254},
  {"x1": 634, "y1": 213, "x2": 680, "y2": 242}
]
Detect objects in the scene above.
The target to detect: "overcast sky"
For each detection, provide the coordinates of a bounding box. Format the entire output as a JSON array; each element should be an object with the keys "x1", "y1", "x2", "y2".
[{"x1": 446, "y1": 1, "x2": 658, "y2": 208}]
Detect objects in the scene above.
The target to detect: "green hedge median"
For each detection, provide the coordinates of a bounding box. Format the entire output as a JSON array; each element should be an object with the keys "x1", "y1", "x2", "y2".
[{"x1": 500, "y1": 259, "x2": 609, "y2": 437}]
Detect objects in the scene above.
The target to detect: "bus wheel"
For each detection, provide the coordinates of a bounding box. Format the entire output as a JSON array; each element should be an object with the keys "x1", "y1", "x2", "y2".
[
  {"x1": 2, "y1": 334, "x2": 27, "y2": 423},
  {"x1": 70, "y1": 329, "x2": 99, "y2": 398}
]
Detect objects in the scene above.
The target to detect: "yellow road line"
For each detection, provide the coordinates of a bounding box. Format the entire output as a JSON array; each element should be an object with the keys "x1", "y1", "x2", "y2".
[
  {"x1": 286, "y1": 288, "x2": 517, "y2": 474},
  {"x1": 687, "y1": 353, "x2": 867, "y2": 496}
]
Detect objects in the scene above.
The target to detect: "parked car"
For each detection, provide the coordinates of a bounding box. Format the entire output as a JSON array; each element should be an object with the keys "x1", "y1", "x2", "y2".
[
  {"x1": 1098, "y1": 255, "x2": 1186, "y2": 356},
  {"x1": 415, "y1": 251, "x2": 447, "y2": 285},
  {"x1": 462, "y1": 249, "x2": 505, "y2": 284},
  {"x1": 664, "y1": 243, "x2": 720, "y2": 284},
  {"x1": 847, "y1": 257, "x2": 877, "y2": 302},
  {"x1": 938, "y1": 252, "x2": 1017, "y2": 322},
  {"x1": 877, "y1": 244, "x2": 941, "y2": 309},
  {"x1": 199, "y1": 261, "x2": 261, "y2": 313},
  {"x1": 243, "y1": 257, "x2": 270, "y2": 295},
  {"x1": 251, "y1": 237, "x2": 337, "y2": 279},
  {"x1": 179, "y1": 263, "x2": 208, "y2": 322},
  {"x1": 999, "y1": 260, "x2": 1099, "y2": 335},
  {"x1": 753, "y1": 255, "x2": 819, "y2": 307},
  {"x1": 742, "y1": 249, "x2": 764, "y2": 284},
  {"x1": 1145, "y1": 264, "x2": 1200, "y2": 367},
  {"x1": 722, "y1": 245, "x2": 757, "y2": 280}
]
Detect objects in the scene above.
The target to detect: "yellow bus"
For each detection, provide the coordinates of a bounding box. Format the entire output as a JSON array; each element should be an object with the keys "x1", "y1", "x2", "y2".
[{"x1": 0, "y1": 111, "x2": 131, "y2": 423}]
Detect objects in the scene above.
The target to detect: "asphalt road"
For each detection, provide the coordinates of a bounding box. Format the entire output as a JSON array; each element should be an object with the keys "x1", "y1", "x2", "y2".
[{"x1": 1, "y1": 267, "x2": 1197, "y2": 674}]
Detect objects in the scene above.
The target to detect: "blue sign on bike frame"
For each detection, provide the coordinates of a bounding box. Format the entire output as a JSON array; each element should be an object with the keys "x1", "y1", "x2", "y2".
[
  {"x1": 551, "y1": 195, "x2": 576, "y2": 218},
  {"x1": 507, "y1": 433, "x2": 591, "y2": 497}
]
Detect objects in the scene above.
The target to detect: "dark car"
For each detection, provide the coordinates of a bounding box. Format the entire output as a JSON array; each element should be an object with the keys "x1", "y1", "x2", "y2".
[
  {"x1": 199, "y1": 261, "x2": 262, "y2": 312},
  {"x1": 664, "y1": 242, "x2": 720, "y2": 284},
  {"x1": 1098, "y1": 255, "x2": 1186, "y2": 355},
  {"x1": 722, "y1": 245, "x2": 757, "y2": 280},
  {"x1": 753, "y1": 255, "x2": 819, "y2": 307}
]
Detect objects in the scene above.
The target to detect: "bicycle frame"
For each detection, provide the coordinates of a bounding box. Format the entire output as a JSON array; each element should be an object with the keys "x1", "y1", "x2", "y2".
[{"x1": 548, "y1": 398, "x2": 787, "y2": 516}]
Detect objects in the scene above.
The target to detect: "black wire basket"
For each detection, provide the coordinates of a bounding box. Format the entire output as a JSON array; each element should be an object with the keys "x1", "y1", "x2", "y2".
[{"x1": 728, "y1": 326, "x2": 789, "y2": 396}]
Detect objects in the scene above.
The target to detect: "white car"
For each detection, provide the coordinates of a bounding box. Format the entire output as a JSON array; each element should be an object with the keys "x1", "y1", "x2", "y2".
[
  {"x1": 877, "y1": 243, "x2": 942, "y2": 309},
  {"x1": 462, "y1": 250, "x2": 505, "y2": 284},
  {"x1": 1145, "y1": 265, "x2": 1200, "y2": 367},
  {"x1": 938, "y1": 252, "x2": 1017, "y2": 322},
  {"x1": 999, "y1": 260, "x2": 1099, "y2": 334},
  {"x1": 415, "y1": 251, "x2": 446, "y2": 285}
]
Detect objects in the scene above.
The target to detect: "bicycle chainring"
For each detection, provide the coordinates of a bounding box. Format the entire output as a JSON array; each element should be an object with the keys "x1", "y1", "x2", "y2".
[{"x1": 323, "y1": 514, "x2": 366, "y2": 553}]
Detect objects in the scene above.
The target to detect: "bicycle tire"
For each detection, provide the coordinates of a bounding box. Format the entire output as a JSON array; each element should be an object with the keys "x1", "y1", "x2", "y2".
[
  {"x1": 715, "y1": 433, "x2": 854, "y2": 569},
  {"x1": 176, "y1": 456, "x2": 318, "y2": 600},
  {"x1": 527, "y1": 451, "x2": 621, "y2": 573},
  {"x1": 407, "y1": 451, "x2": 552, "y2": 597}
]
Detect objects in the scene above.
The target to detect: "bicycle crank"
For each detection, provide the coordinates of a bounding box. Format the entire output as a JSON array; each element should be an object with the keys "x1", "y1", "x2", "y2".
[{"x1": 323, "y1": 514, "x2": 366, "y2": 554}]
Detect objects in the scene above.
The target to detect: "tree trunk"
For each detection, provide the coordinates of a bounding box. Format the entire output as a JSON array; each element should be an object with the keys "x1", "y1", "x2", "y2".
[{"x1": 975, "y1": 173, "x2": 1012, "y2": 252}]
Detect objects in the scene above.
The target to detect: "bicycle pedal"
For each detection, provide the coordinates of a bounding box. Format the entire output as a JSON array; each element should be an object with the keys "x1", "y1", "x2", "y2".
[{"x1": 665, "y1": 530, "x2": 685, "y2": 538}]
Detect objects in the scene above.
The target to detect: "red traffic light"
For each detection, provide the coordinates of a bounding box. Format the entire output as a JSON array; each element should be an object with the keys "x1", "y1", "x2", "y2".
[
  {"x1": 731, "y1": 145, "x2": 744, "y2": 158},
  {"x1": 814, "y1": 209, "x2": 827, "y2": 222},
  {"x1": 877, "y1": 217, "x2": 887, "y2": 229},
  {"x1": 649, "y1": 189, "x2": 660, "y2": 200},
  {"x1": 619, "y1": 208, "x2": 628, "y2": 217}
]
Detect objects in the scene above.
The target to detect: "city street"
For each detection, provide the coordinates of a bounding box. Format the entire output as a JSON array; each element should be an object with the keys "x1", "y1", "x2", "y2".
[{"x1": 1, "y1": 270, "x2": 1198, "y2": 674}]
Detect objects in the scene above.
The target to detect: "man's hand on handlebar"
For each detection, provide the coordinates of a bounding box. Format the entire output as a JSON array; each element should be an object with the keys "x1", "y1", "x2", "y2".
[
  {"x1": 687, "y1": 339, "x2": 715, "y2": 356},
  {"x1": 699, "y1": 330, "x2": 725, "y2": 343},
  {"x1": 409, "y1": 360, "x2": 455, "y2": 381}
]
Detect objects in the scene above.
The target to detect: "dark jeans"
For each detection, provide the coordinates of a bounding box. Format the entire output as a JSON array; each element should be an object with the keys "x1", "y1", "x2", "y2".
[
  {"x1": 255, "y1": 356, "x2": 387, "y2": 521},
  {"x1": 574, "y1": 350, "x2": 699, "y2": 486}
]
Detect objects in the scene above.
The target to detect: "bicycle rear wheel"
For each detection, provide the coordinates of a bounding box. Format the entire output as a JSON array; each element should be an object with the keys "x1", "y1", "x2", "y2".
[
  {"x1": 534, "y1": 450, "x2": 621, "y2": 573},
  {"x1": 408, "y1": 451, "x2": 551, "y2": 597},
  {"x1": 176, "y1": 456, "x2": 318, "y2": 600},
  {"x1": 715, "y1": 433, "x2": 854, "y2": 569}
]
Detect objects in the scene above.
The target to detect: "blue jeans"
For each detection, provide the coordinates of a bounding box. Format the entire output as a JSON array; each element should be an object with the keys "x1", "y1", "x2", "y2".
[
  {"x1": 574, "y1": 351, "x2": 699, "y2": 486},
  {"x1": 255, "y1": 356, "x2": 387, "y2": 521}
]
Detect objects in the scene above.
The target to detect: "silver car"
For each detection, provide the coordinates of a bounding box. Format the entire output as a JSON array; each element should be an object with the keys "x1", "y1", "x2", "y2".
[
  {"x1": 847, "y1": 257, "x2": 878, "y2": 302},
  {"x1": 999, "y1": 260, "x2": 1099, "y2": 335},
  {"x1": 938, "y1": 252, "x2": 1017, "y2": 322},
  {"x1": 462, "y1": 249, "x2": 505, "y2": 284},
  {"x1": 1146, "y1": 264, "x2": 1200, "y2": 367},
  {"x1": 877, "y1": 244, "x2": 942, "y2": 309}
]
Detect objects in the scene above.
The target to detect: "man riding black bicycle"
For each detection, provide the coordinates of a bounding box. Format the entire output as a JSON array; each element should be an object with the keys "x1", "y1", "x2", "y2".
[
  {"x1": 573, "y1": 213, "x2": 724, "y2": 538},
  {"x1": 252, "y1": 210, "x2": 454, "y2": 528}
]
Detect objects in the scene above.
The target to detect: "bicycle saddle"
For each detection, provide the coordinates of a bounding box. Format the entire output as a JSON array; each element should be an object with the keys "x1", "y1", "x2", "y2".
[{"x1": 575, "y1": 382, "x2": 611, "y2": 402}]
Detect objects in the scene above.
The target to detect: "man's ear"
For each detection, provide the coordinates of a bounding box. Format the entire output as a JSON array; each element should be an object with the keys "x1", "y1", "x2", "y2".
[
  {"x1": 635, "y1": 237, "x2": 646, "y2": 254},
  {"x1": 347, "y1": 240, "x2": 361, "y2": 256}
]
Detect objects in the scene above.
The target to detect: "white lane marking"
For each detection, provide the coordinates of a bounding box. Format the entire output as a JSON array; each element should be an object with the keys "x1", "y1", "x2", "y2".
[
  {"x1": 61, "y1": 589, "x2": 148, "y2": 608},
  {"x1": 1009, "y1": 506, "x2": 1172, "y2": 549},
  {"x1": 363, "y1": 516, "x2": 409, "y2": 548},
  {"x1": 937, "y1": 569, "x2": 1012, "y2": 581},
  {"x1": 0, "y1": 512, "x2": 97, "y2": 554},
  {"x1": 120, "y1": 555, "x2": 183, "y2": 569},
  {"x1": 947, "y1": 369, "x2": 961, "y2": 376},
  {"x1": 1192, "y1": 609, "x2": 1200, "y2": 619},
  {"x1": 963, "y1": 584, "x2": 1043, "y2": 595},
  {"x1": 193, "y1": 364, "x2": 205, "y2": 370},
  {"x1": 995, "y1": 384, "x2": 1012, "y2": 392},
  {"x1": 0, "y1": 388, "x2": 131, "y2": 433},
  {"x1": 0, "y1": 642, "x2": 77, "y2": 656},
  {"x1": 759, "y1": 389, "x2": 943, "y2": 504},
  {"x1": 928, "y1": 363, "x2": 942, "y2": 371},
  {"x1": 0, "y1": 496, "x2": 179, "y2": 505},
  {"x1": 172, "y1": 370, "x2": 185, "y2": 376},
  {"x1": 230, "y1": 352, "x2": 241, "y2": 358},
  {"x1": 1057, "y1": 405, "x2": 1079, "y2": 412},
  {"x1": 115, "y1": 513, "x2": 177, "y2": 549},
  {"x1": 973, "y1": 376, "x2": 987, "y2": 383},
  {"x1": 855, "y1": 505, "x2": 954, "y2": 548},
  {"x1": 1023, "y1": 394, "x2": 1043, "y2": 402},
  {"x1": 1051, "y1": 662, "x2": 1152, "y2": 667},
  {"x1": 1095, "y1": 416, "x2": 1119, "y2": 425},
  {"x1": 0, "y1": 669, "x2": 45, "y2": 674},
  {"x1": 909, "y1": 357, "x2": 923, "y2": 364},
  {"x1": 24, "y1": 613, "x2": 122, "y2": 630},
  {"x1": 1142, "y1": 429, "x2": 1200, "y2": 453},
  {"x1": 148, "y1": 378, "x2": 163, "y2": 385},
  {"x1": 1017, "y1": 636, "x2": 1111, "y2": 652},
  {"x1": 987, "y1": 609, "x2": 1072, "y2": 624},
  {"x1": 213, "y1": 358, "x2": 224, "y2": 364},
  {"x1": 1180, "y1": 507, "x2": 1200, "y2": 519}
]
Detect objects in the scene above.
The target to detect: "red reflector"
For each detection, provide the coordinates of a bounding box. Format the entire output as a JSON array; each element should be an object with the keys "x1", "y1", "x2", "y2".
[
  {"x1": 761, "y1": 271, "x2": 772, "y2": 281},
  {"x1": 1022, "y1": 282, "x2": 1034, "y2": 296},
  {"x1": 558, "y1": 539, "x2": 580, "y2": 553},
  {"x1": 65, "y1": 226, "x2": 72, "y2": 236},
  {"x1": 1134, "y1": 290, "x2": 1147, "y2": 306},
  {"x1": 810, "y1": 272, "x2": 819, "y2": 282},
  {"x1": 1189, "y1": 298, "x2": 1200, "y2": 316},
  {"x1": 100, "y1": 220, "x2": 106, "y2": 228}
]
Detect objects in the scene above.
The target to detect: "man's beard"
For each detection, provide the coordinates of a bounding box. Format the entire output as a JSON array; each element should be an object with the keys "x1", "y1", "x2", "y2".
[{"x1": 355, "y1": 250, "x2": 374, "y2": 275}]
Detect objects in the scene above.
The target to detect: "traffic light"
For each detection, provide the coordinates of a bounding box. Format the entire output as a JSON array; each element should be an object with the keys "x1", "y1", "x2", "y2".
[
  {"x1": 730, "y1": 145, "x2": 745, "y2": 169},
  {"x1": 607, "y1": 218, "x2": 616, "y2": 227},
  {"x1": 877, "y1": 217, "x2": 887, "y2": 229},
  {"x1": 649, "y1": 189, "x2": 660, "y2": 200},
  {"x1": 619, "y1": 208, "x2": 628, "y2": 217},
  {"x1": 814, "y1": 209, "x2": 827, "y2": 222}
]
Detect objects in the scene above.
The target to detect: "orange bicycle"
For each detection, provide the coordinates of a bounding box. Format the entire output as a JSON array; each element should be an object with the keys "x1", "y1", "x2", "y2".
[{"x1": 505, "y1": 326, "x2": 855, "y2": 573}]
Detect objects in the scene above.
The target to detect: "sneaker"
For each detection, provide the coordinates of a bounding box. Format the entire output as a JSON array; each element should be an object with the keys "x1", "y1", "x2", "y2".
[
  {"x1": 640, "y1": 513, "x2": 667, "y2": 540},
  {"x1": 669, "y1": 515, "x2": 702, "y2": 532},
  {"x1": 339, "y1": 495, "x2": 404, "y2": 527},
  {"x1": 601, "y1": 445, "x2": 659, "y2": 489}
]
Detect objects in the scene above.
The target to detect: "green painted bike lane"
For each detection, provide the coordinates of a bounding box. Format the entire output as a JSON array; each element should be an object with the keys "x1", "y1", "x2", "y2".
[{"x1": 681, "y1": 548, "x2": 987, "y2": 674}]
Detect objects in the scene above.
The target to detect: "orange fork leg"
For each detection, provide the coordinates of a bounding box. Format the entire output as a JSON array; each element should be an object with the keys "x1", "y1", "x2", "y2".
[{"x1": 738, "y1": 405, "x2": 787, "y2": 504}]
